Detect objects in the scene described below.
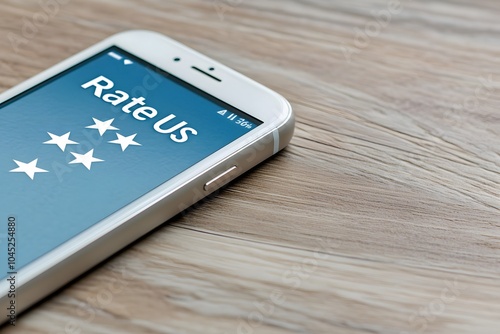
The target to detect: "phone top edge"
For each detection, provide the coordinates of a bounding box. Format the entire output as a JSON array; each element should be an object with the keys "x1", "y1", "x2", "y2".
[
  {"x1": 0, "y1": 29, "x2": 295, "y2": 139},
  {"x1": 110, "y1": 30, "x2": 295, "y2": 130}
]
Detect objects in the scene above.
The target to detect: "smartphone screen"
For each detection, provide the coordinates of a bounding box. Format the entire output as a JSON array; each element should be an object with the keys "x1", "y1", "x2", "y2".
[{"x1": 0, "y1": 47, "x2": 262, "y2": 277}]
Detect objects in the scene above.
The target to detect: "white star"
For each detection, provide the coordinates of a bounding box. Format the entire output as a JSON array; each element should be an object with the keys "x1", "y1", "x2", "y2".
[
  {"x1": 69, "y1": 149, "x2": 104, "y2": 170},
  {"x1": 109, "y1": 133, "x2": 141, "y2": 151},
  {"x1": 43, "y1": 132, "x2": 78, "y2": 151},
  {"x1": 10, "y1": 159, "x2": 48, "y2": 180},
  {"x1": 85, "y1": 118, "x2": 119, "y2": 136}
]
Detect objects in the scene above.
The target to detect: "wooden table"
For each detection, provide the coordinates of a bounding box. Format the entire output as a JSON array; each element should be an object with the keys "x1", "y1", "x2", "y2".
[{"x1": 1, "y1": 0, "x2": 499, "y2": 333}]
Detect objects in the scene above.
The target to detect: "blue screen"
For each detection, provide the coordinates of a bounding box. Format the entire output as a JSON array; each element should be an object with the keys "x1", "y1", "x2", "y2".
[{"x1": 0, "y1": 47, "x2": 260, "y2": 276}]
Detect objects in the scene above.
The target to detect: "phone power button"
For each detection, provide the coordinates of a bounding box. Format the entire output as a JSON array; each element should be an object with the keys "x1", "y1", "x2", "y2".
[{"x1": 204, "y1": 166, "x2": 238, "y2": 192}]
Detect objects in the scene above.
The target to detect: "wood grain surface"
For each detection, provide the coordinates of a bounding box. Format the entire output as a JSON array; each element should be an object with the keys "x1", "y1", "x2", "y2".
[{"x1": 1, "y1": 0, "x2": 499, "y2": 333}]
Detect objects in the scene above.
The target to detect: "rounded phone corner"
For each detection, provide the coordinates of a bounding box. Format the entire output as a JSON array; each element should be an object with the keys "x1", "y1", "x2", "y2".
[{"x1": 275, "y1": 94, "x2": 295, "y2": 152}]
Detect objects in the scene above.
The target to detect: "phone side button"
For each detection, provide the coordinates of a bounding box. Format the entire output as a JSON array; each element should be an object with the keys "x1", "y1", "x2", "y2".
[{"x1": 204, "y1": 166, "x2": 238, "y2": 192}]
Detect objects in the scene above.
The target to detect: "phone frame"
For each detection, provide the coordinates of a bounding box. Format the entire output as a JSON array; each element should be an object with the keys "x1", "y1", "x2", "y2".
[{"x1": 0, "y1": 30, "x2": 294, "y2": 318}]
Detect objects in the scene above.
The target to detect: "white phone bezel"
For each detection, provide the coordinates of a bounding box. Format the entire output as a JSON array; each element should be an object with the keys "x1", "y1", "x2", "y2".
[{"x1": 0, "y1": 30, "x2": 292, "y2": 301}]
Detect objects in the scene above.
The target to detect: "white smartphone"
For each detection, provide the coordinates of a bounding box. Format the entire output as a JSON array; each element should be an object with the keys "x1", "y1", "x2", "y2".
[{"x1": 0, "y1": 30, "x2": 294, "y2": 324}]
